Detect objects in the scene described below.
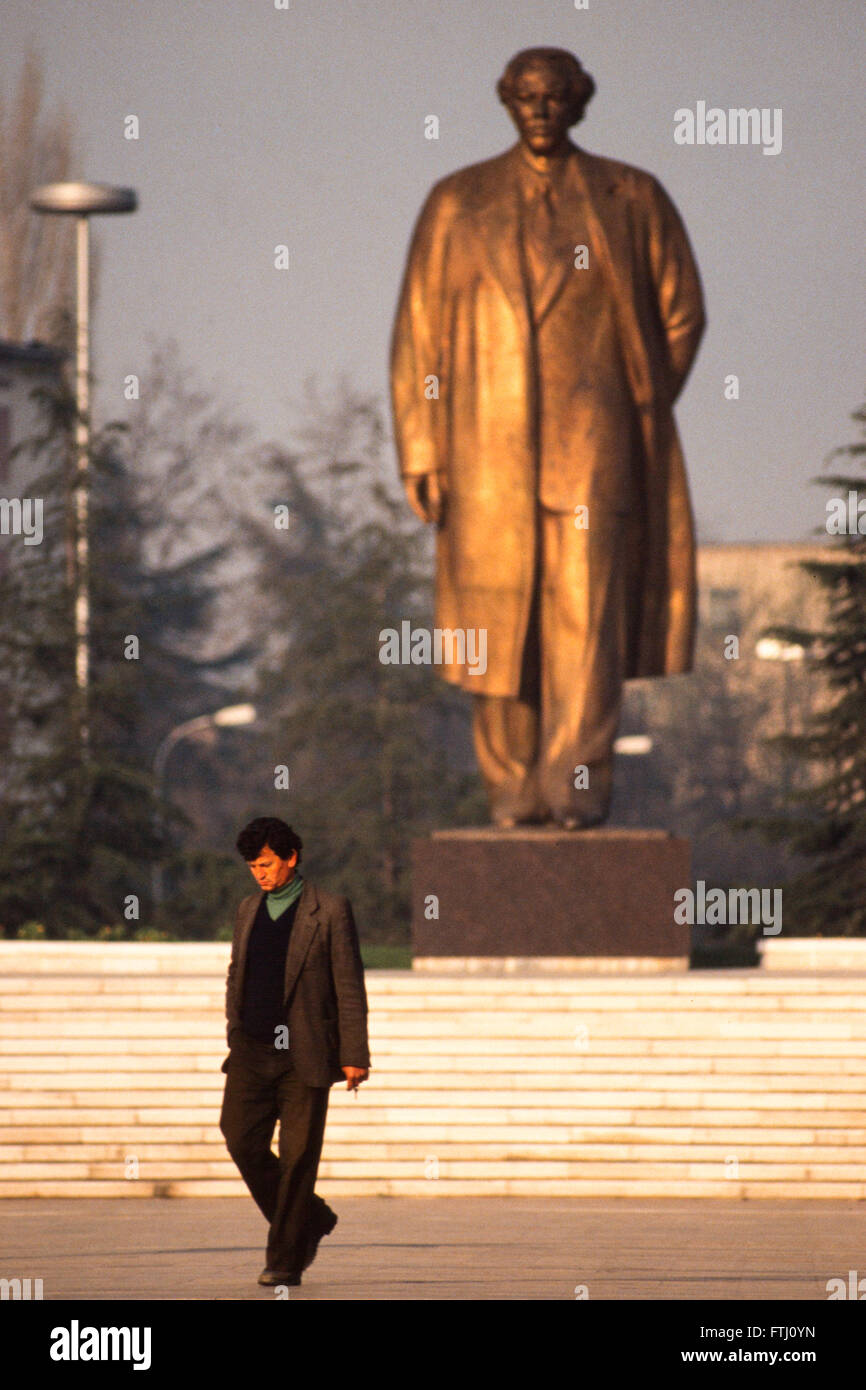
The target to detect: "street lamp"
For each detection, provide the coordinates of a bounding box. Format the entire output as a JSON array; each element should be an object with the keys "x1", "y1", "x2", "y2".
[
  {"x1": 152, "y1": 703, "x2": 257, "y2": 904},
  {"x1": 755, "y1": 638, "x2": 805, "y2": 796},
  {"x1": 613, "y1": 735, "x2": 654, "y2": 756},
  {"x1": 754, "y1": 639, "x2": 805, "y2": 664},
  {"x1": 29, "y1": 181, "x2": 137, "y2": 756}
]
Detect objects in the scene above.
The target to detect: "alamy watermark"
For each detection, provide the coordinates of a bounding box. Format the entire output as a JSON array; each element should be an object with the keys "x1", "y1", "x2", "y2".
[
  {"x1": 379, "y1": 621, "x2": 487, "y2": 675},
  {"x1": 674, "y1": 102, "x2": 782, "y2": 156},
  {"x1": 1, "y1": 1276, "x2": 43, "y2": 1299},
  {"x1": 827, "y1": 1270, "x2": 866, "y2": 1299},
  {"x1": 0, "y1": 497, "x2": 43, "y2": 545},
  {"x1": 826, "y1": 492, "x2": 866, "y2": 534},
  {"x1": 674, "y1": 881, "x2": 782, "y2": 935},
  {"x1": 49, "y1": 1322, "x2": 151, "y2": 1370}
]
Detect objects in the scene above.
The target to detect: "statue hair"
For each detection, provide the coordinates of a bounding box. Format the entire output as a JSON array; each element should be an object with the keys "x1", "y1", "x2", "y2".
[{"x1": 497, "y1": 48, "x2": 596, "y2": 126}]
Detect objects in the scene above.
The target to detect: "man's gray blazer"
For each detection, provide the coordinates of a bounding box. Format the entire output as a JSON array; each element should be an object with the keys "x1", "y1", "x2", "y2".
[{"x1": 222, "y1": 878, "x2": 370, "y2": 1088}]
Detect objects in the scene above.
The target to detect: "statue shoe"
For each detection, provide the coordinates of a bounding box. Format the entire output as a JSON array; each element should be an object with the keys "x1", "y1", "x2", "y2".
[
  {"x1": 554, "y1": 812, "x2": 605, "y2": 831},
  {"x1": 492, "y1": 811, "x2": 548, "y2": 829}
]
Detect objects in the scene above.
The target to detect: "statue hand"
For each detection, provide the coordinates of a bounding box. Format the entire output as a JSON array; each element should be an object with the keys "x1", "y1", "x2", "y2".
[{"x1": 404, "y1": 472, "x2": 446, "y2": 526}]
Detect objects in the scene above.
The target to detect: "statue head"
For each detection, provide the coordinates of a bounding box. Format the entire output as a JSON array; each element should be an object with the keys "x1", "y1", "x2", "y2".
[{"x1": 497, "y1": 48, "x2": 595, "y2": 156}]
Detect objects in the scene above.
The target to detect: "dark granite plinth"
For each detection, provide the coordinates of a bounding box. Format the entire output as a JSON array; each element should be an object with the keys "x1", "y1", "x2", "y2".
[{"x1": 411, "y1": 828, "x2": 689, "y2": 959}]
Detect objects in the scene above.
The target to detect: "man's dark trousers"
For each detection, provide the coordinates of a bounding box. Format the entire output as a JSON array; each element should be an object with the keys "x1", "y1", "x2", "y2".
[{"x1": 220, "y1": 1030, "x2": 332, "y2": 1273}]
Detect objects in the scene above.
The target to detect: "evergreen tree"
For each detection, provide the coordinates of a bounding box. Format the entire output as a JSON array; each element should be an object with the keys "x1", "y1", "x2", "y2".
[
  {"x1": 0, "y1": 385, "x2": 76, "y2": 929},
  {"x1": 245, "y1": 381, "x2": 484, "y2": 943},
  {"x1": 0, "y1": 48, "x2": 82, "y2": 345},
  {"x1": 742, "y1": 402, "x2": 866, "y2": 934},
  {"x1": 0, "y1": 367, "x2": 249, "y2": 937}
]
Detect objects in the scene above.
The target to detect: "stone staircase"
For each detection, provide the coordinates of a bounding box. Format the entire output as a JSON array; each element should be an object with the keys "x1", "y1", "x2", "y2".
[{"x1": 1, "y1": 942, "x2": 865, "y2": 1198}]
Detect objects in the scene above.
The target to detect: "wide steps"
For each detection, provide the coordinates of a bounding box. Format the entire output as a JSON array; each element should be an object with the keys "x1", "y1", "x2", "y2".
[
  {"x1": 5, "y1": 1070, "x2": 866, "y2": 1094},
  {"x1": 5, "y1": 1179, "x2": 866, "y2": 1199},
  {"x1": 1, "y1": 945, "x2": 865, "y2": 1196}
]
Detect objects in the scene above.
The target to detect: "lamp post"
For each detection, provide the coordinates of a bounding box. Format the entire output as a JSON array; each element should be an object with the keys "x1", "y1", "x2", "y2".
[
  {"x1": 755, "y1": 638, "x2": 805, "y2": 796},
  {"x1": 28, "y1": 181, "x2": 137, "y2": 756},
  {"x1": 152, "y1": 703, "x2": 257, "y2": 904}
]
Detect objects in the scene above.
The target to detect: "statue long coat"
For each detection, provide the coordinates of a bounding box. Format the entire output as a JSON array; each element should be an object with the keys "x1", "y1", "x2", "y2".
[{"x1": 390, "y1": 140, "x2": 706, "y2": 697}]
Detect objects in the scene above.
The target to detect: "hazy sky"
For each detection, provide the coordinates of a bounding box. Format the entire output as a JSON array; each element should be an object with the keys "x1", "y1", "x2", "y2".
[{"x1": 2, "y1": 0, "x2": 864, "y2": 542}]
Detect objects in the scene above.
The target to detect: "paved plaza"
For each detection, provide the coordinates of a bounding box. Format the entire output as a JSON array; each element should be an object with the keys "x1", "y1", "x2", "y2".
[{"x1": 2, "y1": 1197, "x2": 864, "y2": 1301}]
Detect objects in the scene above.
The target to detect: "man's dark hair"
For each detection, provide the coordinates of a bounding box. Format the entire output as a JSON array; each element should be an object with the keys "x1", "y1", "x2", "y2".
[
  {"x1": 497, "y1": 48, "x2": 596, "y2": 127},
  {"x1": 236, "y1": 817, "x2": 303, "y2": 864}
]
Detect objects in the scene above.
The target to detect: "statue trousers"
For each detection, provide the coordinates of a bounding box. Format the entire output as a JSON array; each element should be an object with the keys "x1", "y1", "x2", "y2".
[{"x1": 472, "y1": 504, "x2": 631, "y2": 824}]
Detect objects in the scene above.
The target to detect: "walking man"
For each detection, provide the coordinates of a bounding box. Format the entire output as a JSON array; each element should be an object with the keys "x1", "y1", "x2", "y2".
[{"x1": 220, "y1": 817, "x2": 370, "y2": 1286}]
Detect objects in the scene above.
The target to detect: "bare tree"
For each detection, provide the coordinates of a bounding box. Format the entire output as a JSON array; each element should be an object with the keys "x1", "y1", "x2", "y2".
[{"x1": 0, "y1": 47, "x2": 89, "y2": 348}]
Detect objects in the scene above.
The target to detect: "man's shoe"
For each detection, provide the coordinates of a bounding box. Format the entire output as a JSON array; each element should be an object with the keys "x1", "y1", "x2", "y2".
[
  {"x1": 258, "y1": 1267, "x2": 301, "y2": 1287},
  {"x1": 302, "y1": 1206, "x2": 338, "y2": 1271}
]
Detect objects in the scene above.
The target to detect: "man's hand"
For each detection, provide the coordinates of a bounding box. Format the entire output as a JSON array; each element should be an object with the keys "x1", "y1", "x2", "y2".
[
  {"x1": 342, "y1": 1066, "x2": 369, "y2": 1092},
  {"x1": 403, "y1": 472, "x2": 446, "y2": 526}
]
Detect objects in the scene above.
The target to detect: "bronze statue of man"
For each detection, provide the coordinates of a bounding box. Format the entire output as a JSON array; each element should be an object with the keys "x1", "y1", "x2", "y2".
[{"x1": 390, "y1": 48, "x2": 705, "y2": 829}]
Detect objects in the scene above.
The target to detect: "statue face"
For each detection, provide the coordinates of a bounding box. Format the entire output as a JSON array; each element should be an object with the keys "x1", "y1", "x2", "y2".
[{"x1": 506, "y1": 62, "x2": 573, "y2": 155}]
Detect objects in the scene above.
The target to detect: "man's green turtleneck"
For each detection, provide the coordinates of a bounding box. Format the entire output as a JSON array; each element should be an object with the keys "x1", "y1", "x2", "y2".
[{"x1": 265, "y1": 870, "x2": 304, "y2": 920}]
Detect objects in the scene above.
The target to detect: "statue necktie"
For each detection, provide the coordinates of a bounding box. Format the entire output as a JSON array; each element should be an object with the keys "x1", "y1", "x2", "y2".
[
  {"x1": 523, "y1": 176, "x2": 557, "y2": 307},
  {"x1": 529, "y1": 177, "x2": 556, "y2": 241}
]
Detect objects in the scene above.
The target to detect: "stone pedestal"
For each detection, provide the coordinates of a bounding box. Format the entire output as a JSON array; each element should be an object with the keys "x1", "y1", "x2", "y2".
[{"x1": 411, "y1": 827, "x2": 689, "y2": 965}]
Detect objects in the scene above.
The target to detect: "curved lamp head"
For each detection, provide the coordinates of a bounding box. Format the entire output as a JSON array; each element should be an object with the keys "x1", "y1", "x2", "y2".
[
  {"x1": 30, "y1": 181, "x2": 137, "y2": 215},
  {"x1": 613, "y1": 735, "x2": 653, "y2": 756},
  {"x1": 755, "y1": 639, "x2": 805, "y2": 663},
  {"x1": 212, "y1": 703, "x2": 257, "y2": 728}
]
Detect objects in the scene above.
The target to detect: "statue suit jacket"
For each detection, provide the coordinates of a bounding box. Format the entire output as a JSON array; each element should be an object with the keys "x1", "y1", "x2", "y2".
[
  {"x1": 390, "y1": 139, "x2": 706, "y2": 695},
  {"x1": 222, "y1": 878, "x2": 370, "y2": 1088}
]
